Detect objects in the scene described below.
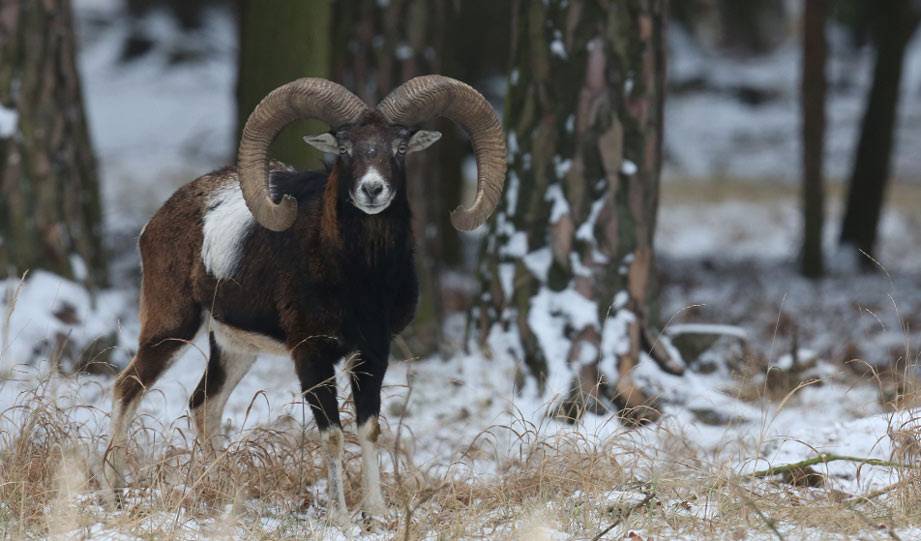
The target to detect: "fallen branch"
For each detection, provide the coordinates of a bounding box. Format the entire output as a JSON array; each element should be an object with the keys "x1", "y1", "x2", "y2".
[
  {"x1": 747, "y1": 453, "x2": 906, "y2": 480},
  {"x1": 847, "y1": 478, "x2": 911, "y2": 503}
]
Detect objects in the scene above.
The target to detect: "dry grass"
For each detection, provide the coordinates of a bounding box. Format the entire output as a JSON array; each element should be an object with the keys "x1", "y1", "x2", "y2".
[{"x1": 1, "y1": 366, "x2": 921, "y2": 540}]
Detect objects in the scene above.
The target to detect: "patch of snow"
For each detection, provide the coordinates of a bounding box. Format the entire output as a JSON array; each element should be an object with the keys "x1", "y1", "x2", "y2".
[
  {"x1": 0, "y1": 105, "x2": 17, "y2": 137},
  {"x1": 545, "y1": 184, "x2": 570, "y2": 223},
  {"x1": 523, "y1": 247, "x2": 552, "y2": 282},
  {"x1": 666, "y1": 323, "x2": 749, "y2": 340},
  {"x1": 550, "y1": 34, "x2": 567, "y2": 60},
  {"x1": 621, "y1": 159, "x2": 638, "y2": 176}
]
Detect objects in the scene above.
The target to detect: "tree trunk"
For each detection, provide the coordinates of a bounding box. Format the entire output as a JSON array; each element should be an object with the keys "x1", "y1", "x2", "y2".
[
  {"x1": 800, "y1": 0, "x2": 827, "y2": 278},
  {"x1": 331, "y1": 0, "x2": 450, "y2": 356},
  {"x1": 716, "y1": 0, "x2": 785, "y2": 54},
  {"x1": 0, "y1": 0, "x2": 107, "y2": 289},
  {"x1": 236, "y1": 0, "x2": 331, "y2": 170},
  {"x1": 473, "y1": 0, "x2": 681, "y2": 422},
  {"x1": 839, "y1": 0, "x2": 920, "y2": 267}
]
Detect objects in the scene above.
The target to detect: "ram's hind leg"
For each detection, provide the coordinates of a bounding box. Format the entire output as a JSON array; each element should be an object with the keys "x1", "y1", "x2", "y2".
[
  {"x1": 189, "y1": 332, "x2": 256, "y2": 453},
  {"x1": 106, "y1": 300, "x2": 201, "y2": 499}
]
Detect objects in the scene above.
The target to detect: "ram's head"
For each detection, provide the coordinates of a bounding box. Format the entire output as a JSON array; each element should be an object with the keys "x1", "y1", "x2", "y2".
[{"x1": 237, "y1": 75, "x2": 507, "y2": 231}]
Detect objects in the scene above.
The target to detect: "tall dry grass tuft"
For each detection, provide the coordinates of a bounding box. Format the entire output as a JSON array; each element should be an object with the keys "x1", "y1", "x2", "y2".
[
  {"x1": 0, "y1": 382, "x2": 100, "y2": 537},
  {"x1": 1, "y1": 361, "x2": 921, "y2": 538}
]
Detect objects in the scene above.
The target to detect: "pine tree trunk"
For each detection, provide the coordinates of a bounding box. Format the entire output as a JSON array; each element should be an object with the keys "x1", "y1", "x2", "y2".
[
  {"x1": 0, "y1": 0, "x2": 107, "y2": 288},
  {"x1": 236, "y1": 0, "x2": 331, "y2": 170},
  {"x1": 473, "y1": 0, "x2": 681, "y2": 422},
  {"x1": 839, "y1": 0, "x2": 920, "y2": 267},
  {"x1": 800, "y1": 0, "x2": 827, "y2": 278},
  {"x1": 331, "y1": 0, "x2": 450, "y2": 356}
]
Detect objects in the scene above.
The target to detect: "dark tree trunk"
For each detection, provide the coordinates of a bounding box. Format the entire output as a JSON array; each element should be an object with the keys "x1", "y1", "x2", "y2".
[
  {"x1": 800, "y1": 0, "x2": 827, "y2": 278},
  {"x1": 0, "y1": 0, "x2": 107, "y2": 288},
  {"x1": 236, "y1": 0, "x2": 331, "y2": 170},
  {"x1": 331, "y1": 0, "x2": 451, "y2": 356},
  {"x1": 716, "y1": 0, "x2": 785, "y2": 54},
  {"x1": 839, "y1": 0, "x2": 920, "y2": 267},
  {"x1": 473, "y1": 0, "x2": 681, "y2": 422}
]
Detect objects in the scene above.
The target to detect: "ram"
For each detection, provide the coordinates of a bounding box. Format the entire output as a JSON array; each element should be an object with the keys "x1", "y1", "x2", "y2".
[{"x1": 104, "y1": 75, "x2": 506, "y2": 523}]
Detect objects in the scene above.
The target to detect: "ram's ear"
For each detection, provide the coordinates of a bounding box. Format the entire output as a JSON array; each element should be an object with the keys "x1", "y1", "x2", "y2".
[
  {"x1": 302, "y1": 133, "x2": 339, "y2": 154},
  {"x1": 407, "y1": 130, "x2": 442, "y2": 153}
]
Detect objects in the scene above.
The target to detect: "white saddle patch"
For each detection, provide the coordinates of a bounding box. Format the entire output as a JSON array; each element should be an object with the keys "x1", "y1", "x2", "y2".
[{"x1": 201, "y1": 183, "x2": 254, "y2": 279}]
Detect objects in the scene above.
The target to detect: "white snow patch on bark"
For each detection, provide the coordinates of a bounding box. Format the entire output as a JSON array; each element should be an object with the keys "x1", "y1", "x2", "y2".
[
  {"x1": 553, "y1": 156, "x2": 572, "y2": 179},
  {"x1": 545, "y1": 184, "x2": 570, "y2": 223},
  {"x1": 523, "y1": 247, "x2": 552, "y2": 282},
  {"x1": 501, "y1": 231, "x2": 528, "y2": 258},
  {"x1": 550, "y1": 36, "x2": 567, "y2": 59},
  {"x1": 499, "y1": 263, "x2": 516, "y2": 299},
  {"x1": 529, "y1": 288, "x2": 600, "y2": 399},
  {"x1": 505, "y1": 171, "x2": 520, "y2": 215},
  {"x1": 576, "y1": 198, "x2": 606, "y2": 242},
  {"x1": 621, "y1": 159, "x2": 638, "y2": 176},
  {"x1": 0, "y1": 106, "x2": 18, "y2": 137}
]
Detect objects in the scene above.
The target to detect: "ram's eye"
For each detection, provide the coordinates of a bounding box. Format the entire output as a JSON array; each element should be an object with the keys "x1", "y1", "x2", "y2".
[
  {"x1": 338, "y1": 145, "x2": 350, "y2": 155},
  {"x1": 397, "y1": 143, "x2": 407, "y2": 155}
]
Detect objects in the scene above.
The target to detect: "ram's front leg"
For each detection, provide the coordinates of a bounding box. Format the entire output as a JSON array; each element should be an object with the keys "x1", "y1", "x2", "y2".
[
  {"x1": 293, "y1": 341, "x2": 350, "y2": 525},
  {"x1": 350, "y1": 344, "x2": 389, "y2": 517}
]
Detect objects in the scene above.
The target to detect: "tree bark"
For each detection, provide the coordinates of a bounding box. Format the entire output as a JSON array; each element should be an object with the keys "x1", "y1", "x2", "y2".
[
  {"x1": 839, "y1": 0, "x2": 920, "y2": 267},
  {"x1": 800, "y1": 0, "x2": 827, "y2": 278},
  {"x1": 0, "y1": 0, "x2": 107, "y2": 288},
  {"x1": 236, "y1": 0, "x2": 331, "y2": 170},
  {"x1": 473, "y1": 0, "x2": 681, "y2": 422}
]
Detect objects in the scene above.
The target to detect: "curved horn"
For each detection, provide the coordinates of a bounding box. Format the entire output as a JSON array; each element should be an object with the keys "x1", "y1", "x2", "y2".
[
  {"x1": 377, "y1": 75, "x2": 506, "y2": 231},
  {"x1": 238, "y1": 78, "x2": 369, "y2": 231}
]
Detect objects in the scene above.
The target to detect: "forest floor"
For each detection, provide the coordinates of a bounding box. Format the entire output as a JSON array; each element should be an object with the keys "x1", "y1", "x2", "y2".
[{"x1": 2, "y1": 182, "x2": 920, "y2": 540}]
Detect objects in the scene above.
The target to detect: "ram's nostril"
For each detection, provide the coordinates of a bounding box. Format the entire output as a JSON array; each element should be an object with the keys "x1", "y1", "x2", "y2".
[{"x1": 362, "y1": 182, "x2": 384, "y2": 199}]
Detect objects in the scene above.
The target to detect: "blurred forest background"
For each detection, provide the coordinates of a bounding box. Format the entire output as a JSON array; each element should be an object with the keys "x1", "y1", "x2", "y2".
[
  {"x1": 4, "y1": 1, "x2": 921, "y2": 538},
  {"x1": 2, "y1": 0, "x2": 921, "y2": 411}
]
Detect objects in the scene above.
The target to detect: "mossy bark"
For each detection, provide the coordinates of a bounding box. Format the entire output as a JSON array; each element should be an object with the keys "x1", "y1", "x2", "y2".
[
  {"x1": 473, "y1": 0, "x2": 679, "y2": 420},
  {"x1": 0, "y1": 0, "x2": 107, "y2": 288},
  {"x1": 236, "y1": 0, "x2": 331, "y2": 170}
]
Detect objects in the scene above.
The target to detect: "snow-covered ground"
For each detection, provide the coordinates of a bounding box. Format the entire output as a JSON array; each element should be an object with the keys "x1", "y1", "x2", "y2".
[{"x1": 1, "y1": 3, "x2": 920, "y2": 539}]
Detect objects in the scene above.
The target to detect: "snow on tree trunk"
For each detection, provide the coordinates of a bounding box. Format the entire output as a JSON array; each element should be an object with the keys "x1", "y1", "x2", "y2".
[
  {"x1": 472, "y1": 0, "x2": 682, "y2": 422},
  {"x1": 0, "y1": 0, "x2": 107, "y2": 289}
]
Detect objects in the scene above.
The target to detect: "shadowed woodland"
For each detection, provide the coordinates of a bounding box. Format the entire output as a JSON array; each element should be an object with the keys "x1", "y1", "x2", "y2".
[{"x1": 1, "y1": 0, "x2": 921, "y2": 538}]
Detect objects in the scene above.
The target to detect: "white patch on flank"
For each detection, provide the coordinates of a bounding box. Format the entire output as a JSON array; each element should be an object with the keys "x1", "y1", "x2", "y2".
[{"x1": 201, "y1": 184, "x2": 254, "y2": 279}]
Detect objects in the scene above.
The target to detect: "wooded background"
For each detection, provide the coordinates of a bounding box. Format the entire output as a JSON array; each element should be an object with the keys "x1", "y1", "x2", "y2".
[{"x1": 2, "y1": 0, "x2": 919, "y2": 417}]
